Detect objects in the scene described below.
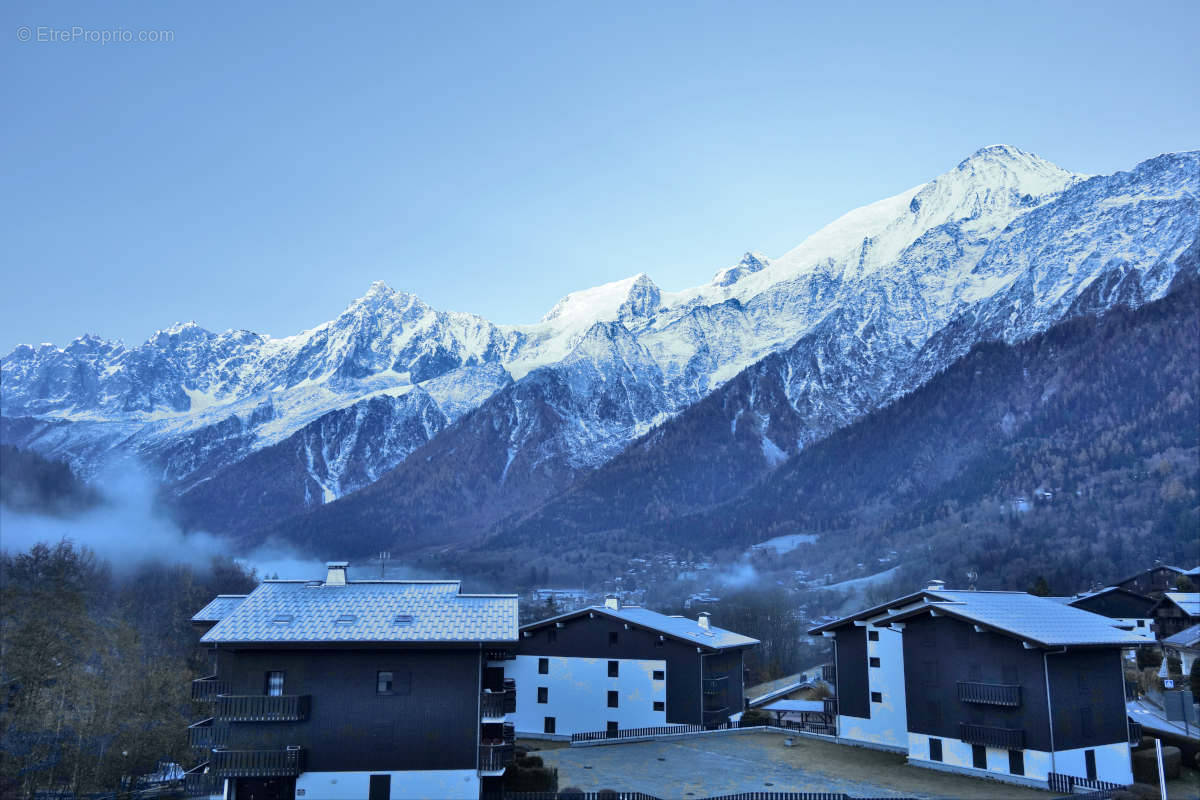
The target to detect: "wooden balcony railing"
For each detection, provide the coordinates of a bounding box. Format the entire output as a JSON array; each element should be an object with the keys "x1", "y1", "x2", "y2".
[
  {"x1": 183, "y1": 764, "x2": 218, "y2": 797},
  {"x1": 702, "y1": 674, "x2": 728, "y2": 695},
  {"x1": 481, "y1": 689, "x2": 515, "y2": 719},
  {"x1": 478, "y1": 743, "x2": 514, "y2": 773},
  {"x1": 188, "y1": 718, "x2": 228, "y2": 749},
  {"x1": 211, "y1": 747, "x2": 304, "y2": 777},
  {"x1": 191, "y1": 676, "x2": 230, "y2": 702},
  {"x1": 215, "y1": 694, "x2": 310, "y2": 722},
  {"x1": 956, "y1": 681, "x2": 1021, "y2": 707},
  {"x1": 822, "y1": 663, "x2": 836, "y2": 684},
  {"x1": 959, "y1": 722, "x2": 1024, "y2": 749}
]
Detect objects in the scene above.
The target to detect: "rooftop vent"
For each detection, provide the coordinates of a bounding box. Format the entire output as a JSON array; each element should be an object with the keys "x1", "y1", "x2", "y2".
[
  {"x1": 393, "y1": 614, "x2": 414, "y2": 626},
  {"x1": 927, "y1": 579, "x2": 946, "y2": 591},
  {"x1": 326, "y1": 561, "x2": 349, "y2": 586},
  {"x1": 698, "y1": 612, "x2": 711, "y2": 631},
  {"x1": 272, "y1": 614, "x2": 294, "y2": 625},
  {"x1": 605, "y1": 595, "x2": 619, "y2": 610},
  {"x1": 334, "y1": 614, "x2": 357, "y2": 625}
]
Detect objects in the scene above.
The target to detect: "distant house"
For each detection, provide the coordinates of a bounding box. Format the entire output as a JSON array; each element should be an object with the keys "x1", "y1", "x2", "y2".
[
  {"x1": 530, "y1": 588, "x2": 589, "y2": 604},
  {"x1": 499, "y1": 597, "x2": 758, "y2": 738},
  {"x1": 1112, "y1": 564, "x2": 1199, "y2": 597},
  {"x1": 1150, "y1": 592, "x2": 1200, "y2": 640},
  {"x1": 187, "y1": 562, "x2": 519, "y2": 800},
  {"x1": 1162, "y1": 623, "x2": 1200, "y2": 677},
  {"x1": 1049, "y1": 587, "x2": 1156, "y2": 636},
  {"x1": 810, "y1": 584, "x2": 1150, "y2": 790}
]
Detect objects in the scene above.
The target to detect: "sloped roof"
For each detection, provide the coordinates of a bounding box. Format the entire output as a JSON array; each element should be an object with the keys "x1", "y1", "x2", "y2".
[
  {"x1": 200, "y1": 580, "x2": 518, "y2": 644},
  {"x1": 1163, "y1": 623, "x2": 1200, "y2": 649},
  {"x1": 523, "y1": 605, "x2": 759, "y2": 650},
  {"x1": 1159, "y1": 593, "x2": 1200, "y2": 617},
  {"x1": 192, "y1": 594, "x2": 247, "y2": 623},
  {"x1": 811, "y1": 589, "x2": 1150, "y2": 648}
]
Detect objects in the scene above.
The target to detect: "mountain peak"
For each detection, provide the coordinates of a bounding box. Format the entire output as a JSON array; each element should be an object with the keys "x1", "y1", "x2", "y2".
[
  {"x1": 712, "y1": 252, "x2": 769, "y2": 287},
  {"x1": 540, "y1": 273, "x2": 661, "y2": 327}
]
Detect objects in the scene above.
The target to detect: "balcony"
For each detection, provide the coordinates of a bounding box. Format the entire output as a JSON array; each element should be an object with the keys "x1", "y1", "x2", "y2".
[
  {"x1": 478, "y1": 743, "x2": 514, "y2": 775},
  {"x1": 183, "y1": 763, "x2": 218, "y2": 797},
  {"x1": 216, "y1": 694, "x2": 310, "y2": 722},
  {"x1": 702, "y1": 674, "x2": 728, "y2": 695},
  {"x1": 956, "y1": 681, "x2": 1022, "y2": 707},
  {"x1": 480, "y1": 686, "x2": 516, "y2": 720},
  {"x1": 822, "y1": 663, "x2": 836, "y2": 683},
  {"x1": 1129, "y1": 719, "x2": 1143, "y2": 745},
  {"x1": 191, "y1": 676, "x2": 230, "y2": 702},
  {"x1": 959, "y1": 722, "x2": 1024, "y2": 749},
  {"x1": 702, "y1": 706, "x2": 730, "y2": 725},
  {"x1": 211, "y1": 747, "x2": 304, "y2": 778},
  {"x1": 188, "y1": 718, "x2": 228, "y2": 750}
]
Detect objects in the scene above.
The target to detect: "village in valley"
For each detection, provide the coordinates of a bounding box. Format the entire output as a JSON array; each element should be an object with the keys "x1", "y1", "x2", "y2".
[{"x1": 179, "y1": 560, "x2": 1200, "y2": 800}]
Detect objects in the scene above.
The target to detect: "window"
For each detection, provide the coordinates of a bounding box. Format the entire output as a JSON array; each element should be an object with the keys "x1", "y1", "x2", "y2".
[
  {"x1": 265, "y1": 671, "x2": 284, "y2": 696},
  {"x1": 869, "y1": 657, "x2": 881, "y2": 668},
  {"x1": 608, "y1": 660, "x2": 619, "y2": 678},
  {"x1": 870, "y1": 691, "x2": 883, "y2": 703},
  {"x1": 392, "y1": 614, "x2": 413, "y2": 626},
  {"x1": 652, "y1": 669, "x2": 665, "y2": 680},
  {"x1": 376, "y1": 671, "x2": 394, "y2": 694},
  {"x1": 1084, "y1": 749, "x2": 1096, "y2": 780},
  {"x1": 868, "y1": 630, "x2": 879, "y2": 641},
  {"x1": 926, "y1": 699, "x2": 942, "y2": 724},
  {"x1": 968, "y1": 663, "x2": 982, "y2": 681},
  {"x1": 972, "y1": 744, "x2": 986, "y2": 769},
  {"x1": 537, "y1": 687, "x2": 548, "y2": 704},
  {"x1": 606, "y1": 721, "x2": 618, "y2": 737},
  {"x1": 607, "y1": 690, "x2": 619, "y2": 708},
  {"x1": 929, "y1": 738, "x2": 943, "y2": 762},
  {"x1": 921, "y1": 659, "x2": 939, "y2": 686},
  {"x1": 547, "y1": 628, "x2": 557, "y2": 643},
  {"x1": 544, "y1": 716, "x2": 556, "y2": 734},
  {"x1": 653, "y1": 701, "x2": 665, "y2": 711},
  {"x1": 1008, "y1": 749, "x2": 1024, "y2": 776},
  {"x1": 1002, "y1": 663, "x2": 1019, "y2": 684},
  {"x1": 608, "y1": 631, "x2": 619, "y2": 646},
  {"x1": 1136, "y1": 620, "x2": 1146, "y2": 628},
  {"x1": 538, "y1": 657, "x2": 549, "y2": 675}
]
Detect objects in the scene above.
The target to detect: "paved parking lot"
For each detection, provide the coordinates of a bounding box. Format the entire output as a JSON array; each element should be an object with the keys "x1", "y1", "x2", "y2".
[{"x1": 532, "y1": 730, "x2": 1051, "y2": 799}]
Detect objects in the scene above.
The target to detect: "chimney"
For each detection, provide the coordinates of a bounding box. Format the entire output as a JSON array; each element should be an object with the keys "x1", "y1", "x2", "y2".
[
  {"x1": 698, "y1": 612, "x2": 710, "y2": 631},
  {"x1": 926, "y1": 579, "x2": 946, "y2": 592},
  {"x1": 604, "y1": 595, "x2": 619, "y2": 610},
  {"x1": 326, "y1": 561, "x2": 349, "y2": 586}
]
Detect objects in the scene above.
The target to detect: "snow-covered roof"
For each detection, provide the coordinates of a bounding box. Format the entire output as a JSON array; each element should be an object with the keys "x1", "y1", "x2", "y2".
[
  {"x1": 1160, "y1": 593, "x2": 1200, "y2": 617},
  {"x1": 522, "y1": 605, "x2": 758, "y2": 651},
  {"x1": 192, "y1": 594, "x2": 247, "y2": 623},
  {"x1": 762, "y1": 699, "x2": 825, "y2": 714},
  {"x1": 1163, "y1": 623, "x2": 1200, "y2": 649},
  {"x1": 200, "y1": 580, "x2": 518, "y2": 644},
  {"x1": 811, "y1": 589, "x2": 1151, "y2": 648}
]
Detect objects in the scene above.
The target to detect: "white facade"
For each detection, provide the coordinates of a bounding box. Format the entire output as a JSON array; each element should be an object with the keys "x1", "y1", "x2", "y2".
[
  {"x1": 907, "y1": 732, "x2": 1134, "y2": 787},
  {"x1": 292, "y1": 769, "x2": 479, "y2": 800},
  {"x1": 503, "y1": 654, "x2": 666, "y2": 736},
  {"x1": 838, "y1": 621, "x2": 908, "y2": 750}
]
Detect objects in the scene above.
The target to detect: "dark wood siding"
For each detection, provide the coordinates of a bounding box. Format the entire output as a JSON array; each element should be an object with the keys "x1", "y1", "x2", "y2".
[
  {"x1": 214, "y1": 647, "x2": 480, "y2": 772},
  {"x1": 1070, "y1": 590, "x2": 1155, "y2": 619},
  {"x1": 1046, "y1": 648, "x2": 1128, "y2": 751},
  {"x1": 519, "y1": 615, "x2": 713, "y2": 725},
  {"x1": 834, "y1": 625, "x2": 870, "y2": 719},
  {"x1": 900, "y1": 614, "x2": 1130, "y2": 751},
  {"x1": 701, "y1": 649, "x2": 745, "y2": 724}
]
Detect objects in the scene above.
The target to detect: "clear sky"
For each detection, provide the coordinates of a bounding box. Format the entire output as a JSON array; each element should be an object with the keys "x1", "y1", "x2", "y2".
[{"x1": 2, "y1": 1, "x2": 1197, "y2": 351}]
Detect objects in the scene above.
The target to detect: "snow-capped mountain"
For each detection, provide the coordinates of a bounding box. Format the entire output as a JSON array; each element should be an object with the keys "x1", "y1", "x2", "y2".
[{"x1": 3, "y1": 145, "x2": 1196, "y2": 545}]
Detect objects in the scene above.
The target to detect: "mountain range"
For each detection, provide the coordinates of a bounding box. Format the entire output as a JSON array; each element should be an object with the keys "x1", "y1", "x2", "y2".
[{"x1": 2, "y1": 144, "x2": 1197, "y2": 566}]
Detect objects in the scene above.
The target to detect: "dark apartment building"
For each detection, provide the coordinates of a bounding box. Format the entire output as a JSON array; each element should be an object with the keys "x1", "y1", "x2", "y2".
[
  {"x1": 1051, "y1": 586, "x2": 1157, "y2": 636},
  {"x1": 1113, "y1": 564, "x2": 1199, "y2": 597},
  {"x1": 498, "y1": 597, "x2": 758, "y2": 738},
  {"x1": 810, "y1": 584, "x2": 1150, "y2": 790},
  {"x1": 186, "y1": 563, "x2": 518, "y2": 800}
]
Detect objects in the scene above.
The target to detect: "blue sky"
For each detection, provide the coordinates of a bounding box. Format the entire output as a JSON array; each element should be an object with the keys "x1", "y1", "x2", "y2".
[{"x1": 3, "y1": 1, "x2": 1197, "y2": 351}]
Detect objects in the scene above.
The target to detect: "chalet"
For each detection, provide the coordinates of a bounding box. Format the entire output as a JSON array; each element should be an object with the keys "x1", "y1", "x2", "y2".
[
  {"x1": 1150, "y1": 592, "x2": 1200, "y2": 640},
  {"x1": 1049, "y1": 587, "x2": 1156, "y2": 637},
  {"x1": 499, "y1": 597, "x2": 758, "y2": 738},
  {"x1": 1162, "y1": 623, "x2": 1200, "y2": 677},
  {"x1": 809, "y1": 584, "x2": 1151, "y2": 790},
  {"x1": 1113, "y1": 564, "x2": 1199, "y2": 597},
  {"x1": 186, "y1": 563, "x2": 518, "y2": 800}
]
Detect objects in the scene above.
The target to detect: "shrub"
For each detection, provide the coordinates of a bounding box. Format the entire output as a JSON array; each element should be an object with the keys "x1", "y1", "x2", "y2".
[{"x1": 741, "y1": 708, "x2": 773, "y2": 726}]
